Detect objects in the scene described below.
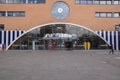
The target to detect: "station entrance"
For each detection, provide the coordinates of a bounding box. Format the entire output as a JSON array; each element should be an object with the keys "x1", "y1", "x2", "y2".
[{"x1": 9, "y1": 23, "x2": 109, "y2": 50}]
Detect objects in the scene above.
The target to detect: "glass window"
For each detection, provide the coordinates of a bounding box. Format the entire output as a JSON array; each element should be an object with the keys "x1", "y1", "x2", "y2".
[
  {"x1": 19, "y1": 11, "x2": 25, "y2": 16},
  {"x1": 0, "y1": 0, "x2": 6, "y2": 3},
  {"x1": 37, "y1": 0, "x2": 45, "y2": 3},
  {"x1": 106, "y1": 12, "x2": 112, "y2": 17},
  {"x1": 7, "y1": 12, "x2": 13, "y2": 16},
  {"x1": 12, "y1": 12, "x2": 19, "y2": 16},
  {"x1": 87, "y1": 0, "x2": 93, "y2": 4},
  {"x1": 100, "y1": 12, "x2": 106, "y2": 17},
  {"x1": 0, "y1": 11, "x2": 25, "y2": 17},
  {"x1": 113, "y1": 13, "x2": 119, "y2": 17},
  {"x1": 20, "y1": 0, "x2": 26, "y2": 3},
  {"x1": 94, "y1": 0, "x2": 99, "y2": 4},
  {"x1": 80, "y1": 0, "x2": 87, "y2": 4},
  {"x1": 0, "y1": 24, "x2": 4, "y2": 30},
  {"x1": 106, "y1": 0, "x2": 112, "y2": 4},
  {"x1": 13, "y1": 0, "x2": 20, "y2": 3},
  {"x1": 9, "y1": 24, "x2": 109, "y2": 50},
  {"x1": 100, "y1": 0, "x2": 106, "y2": 4},
  {"x1": 95, "y1": 12, "x2": 100, "y2": 17},
  {"x1": 7, "y1": 0, "x2": 14, "y2": 3},
  {"x1": 119, "y1": 0, "x2": 120, "y2": 4},
  {"x1": 0, "y1": 11, "x2": 6, "y2": 16},
  {"x1": 75, "y1": 0, "x2": 80, "y2": 4},
  {"x1": 28, "y1": 0, "x2": 45, "y2": 3},
  {"x1": 114, "y1": 0, "x2": 119, "y2": 4},
  {"x1": 28, "y1": 0, "x2": 34, "y2": 3}
]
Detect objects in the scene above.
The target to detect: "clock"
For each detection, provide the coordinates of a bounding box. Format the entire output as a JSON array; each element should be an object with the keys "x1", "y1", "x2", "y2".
[{"x1": 51, "y1": 1, "x2": 70, "y2": 19}]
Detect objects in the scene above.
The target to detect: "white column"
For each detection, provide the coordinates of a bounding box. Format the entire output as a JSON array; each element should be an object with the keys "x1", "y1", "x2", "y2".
[
  {"x1": 6, "y1": 31, "x2": 8, "y2": 47},
  {"x1": 107, "y1": 31, "x2": 110, "y2": 44},
  {"x1": 2, "y1": 31, "x2": 4, "y2": 44},
  {"x1": 116, "y1": 31, "x2": 119, "y2": 50},
  {"x1": 112, "y1": 31, "x2": 114, "y2": 49}
]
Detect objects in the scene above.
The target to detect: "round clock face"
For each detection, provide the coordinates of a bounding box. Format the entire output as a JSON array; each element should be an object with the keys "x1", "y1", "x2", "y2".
[{"x1": 51, "y1": 2, "x2": 70, "y2": 19}]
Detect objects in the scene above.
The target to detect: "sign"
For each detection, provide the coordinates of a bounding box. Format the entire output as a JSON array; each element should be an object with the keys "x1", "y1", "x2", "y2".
[{"x1": 43, "y1": 33, "x2": 77, "y2": 40}]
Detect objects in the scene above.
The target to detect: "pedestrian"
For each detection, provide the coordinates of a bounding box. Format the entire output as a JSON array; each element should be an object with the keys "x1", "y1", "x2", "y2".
[
  {"x1": 109, "y1": 44, "x2": 114, "y2": 54},
  {"x1": 84, "y1": 42, "x2": 87, "y2": 50}
]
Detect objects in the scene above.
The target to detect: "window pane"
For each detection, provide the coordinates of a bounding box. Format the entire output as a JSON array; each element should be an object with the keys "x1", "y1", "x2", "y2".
[
  {"x1": 0, "y1": 24, "x2": 4, "y2": 30},
  {"x1": 119, "y1": 1, "x2": 120, "y2": 4},
  {"x1": 114, "y1": 0, "x2": 119, "y2": 4},
  {"x1": 0, "y1": 0, "x2": 6, "y2": 3},
  {"x1": 8, "y1": 12, "x2": 13, "y2": 16},
  {"x1": 94, "y1": 0, "x2": 99, "y2": 4},
  {"x1": 0, "y1": 11, "x2": 6, "y2": 16},
  {"x1": 106, "y1": 0, "x2": 112, "y2": 4},
  {"x1": 13, "y1": 12, "x2": 19, "y2": 16},
  {"x1": 14, "y1": 0, "x2": 20, "y2": 3},
  {"x1": 80, "y1": 0, "x2": 87, "y2": 4},
  {"x1": 28, "y1": 0, "x2": 34, "y2": 3},
  {"x1": 100, "y1": 13, "x2": 106, "y2": 17},
  {"x1": 7, "y1": 0, "x2": 14, "y2": 3},
  {"x1": 20, "y1": 12, "x2": 25, "y2": 16},
  {"x1": 106, "y1": 13, "x2": 112, "y2": 17},
  {"x1": 87, "y1": 0, "x2": 93, "y2": 4},
  {"x1": 20, "y1": 0, "x2": 26, "y2": 3},
  {"x1": 95, "y1": 12, "x2": 100, "y2": 17},
  {"x1": 114, "y1": 13, "x2": 119, "y2": 17},
  {"x1": 37, "y1": 0, "x2": 45, "y2": 3},
  {"x1": 75, "y1": 0, "x2": 80, "y2": 4},
  {"x1": 100, "y1": 0, "x2": 106, "y2": 4}
]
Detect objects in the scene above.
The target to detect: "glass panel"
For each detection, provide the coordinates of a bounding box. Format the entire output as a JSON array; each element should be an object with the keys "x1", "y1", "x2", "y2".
[
  {"x1": 87, "y1": 0, "x2": 93, "y2": 4},
  {"x1": 106, "y1": 12, "x2": 112, "y2": 17},
  {"x1": 28, "y1": 0, "x2": 34, "y2": 3},
  {"x1": 14, "y1": 0, "x2": 20, "y2": 3},
  {"x1": 100, "y1": 13, "x2": 106, "y2": 17},
  {"x1": 80, "y1": 0, "x2": 87, "y2": 4},
  {"x1": 114, "y1": 0, "x2": 119, "y2": 4},
  {"x1": 9, "y1": 24, "x2": 109, "y2": 50},
  {"x1": 113, "y1": 13, "x2": 119, "y2": 17},
  {"x1": 106, "y1": 0, "x2": 112, "y2": 4},
  {"x1": 20, "y1": 0, "x2": 26, "y2": 3},
  {"x1": 37, "y1": 0, "x2": 45, "y2": 3},
  {"x1": 20, "y1": 12, "x2": 25, "y2": 16},
  {"x1": 7, "y1": 12, "x2": 13, "y2": 16},
  {"x1": 0, "y1": 24, "x2": 4, "y2": 30},
  {"x1": 0, "y1": 11, "x2": 6, "y2": 16},
  {"x1": 7, "y1": 0, "x2": 14, "y2": 3},
  {"x1": 100, "y1": 0, "x2": 106, "y2": 4},
  {"x1": 95, "y1": 12, "x2": 100, "y2": 17},
  {"x1": 0, "y1": 0, "x2": 6, "y2": 3},
  {"x1": 94, "y1": 0, "x2": 99, "y2": 4},
  {"x1": 75, "y1": 0, "x2": 80, "y2": 4}
]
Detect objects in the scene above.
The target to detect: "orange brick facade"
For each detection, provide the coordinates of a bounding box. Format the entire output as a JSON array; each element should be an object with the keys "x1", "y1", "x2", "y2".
[{"x1": 0, "y1": 0, "x2": 120, "y2": 31}]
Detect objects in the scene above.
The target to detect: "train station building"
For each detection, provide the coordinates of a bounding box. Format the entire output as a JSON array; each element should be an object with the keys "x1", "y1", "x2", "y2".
[{"x1": 0, "y1": 0, "x2": 120, "y2": 50}]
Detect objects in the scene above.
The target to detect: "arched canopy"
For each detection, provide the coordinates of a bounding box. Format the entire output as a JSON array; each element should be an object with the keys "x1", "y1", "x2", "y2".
[{"x1": 8, "y1": 22, "x2": 109, "y2": 50}]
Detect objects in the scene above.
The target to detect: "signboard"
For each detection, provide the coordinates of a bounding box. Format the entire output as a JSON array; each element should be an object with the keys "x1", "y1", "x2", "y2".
[{"x1": 43, "y1": 33, "x2": 77, "y2": 40}]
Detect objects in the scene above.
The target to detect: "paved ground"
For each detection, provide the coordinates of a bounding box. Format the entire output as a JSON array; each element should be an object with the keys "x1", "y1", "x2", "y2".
[{"x1": 0, "y1": 50, "x2": 120, "y2": 80}]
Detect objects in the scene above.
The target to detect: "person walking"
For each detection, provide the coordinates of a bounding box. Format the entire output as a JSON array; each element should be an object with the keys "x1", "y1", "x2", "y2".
[{"x1": 109, "y1": 44, "x2": 114, "y2": 54}]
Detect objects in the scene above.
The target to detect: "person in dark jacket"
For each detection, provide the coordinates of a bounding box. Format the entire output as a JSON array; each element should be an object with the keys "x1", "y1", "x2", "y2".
[{"x1": 109, "y1": 44, "x2": 114, "y2": 54}]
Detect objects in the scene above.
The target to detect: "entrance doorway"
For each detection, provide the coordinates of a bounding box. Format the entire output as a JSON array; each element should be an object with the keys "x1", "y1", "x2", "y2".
[{"x1": 9, "y1": 23, "x2": 109, "y2": 50}]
